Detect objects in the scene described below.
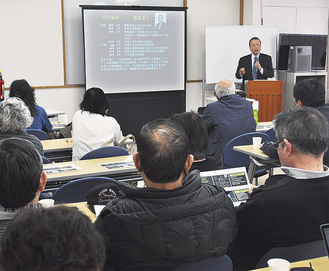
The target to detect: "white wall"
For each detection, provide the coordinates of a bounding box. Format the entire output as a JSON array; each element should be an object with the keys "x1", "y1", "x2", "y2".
[
  {"x1": 2, "y1": 0, "x2": 240, "y2": 119},
  {"x1": 2, "y1": 0, "x2": 328, "y2": 122},
  {"x1": 185, "y1": 0, "x2": 240, "y2": 111}
]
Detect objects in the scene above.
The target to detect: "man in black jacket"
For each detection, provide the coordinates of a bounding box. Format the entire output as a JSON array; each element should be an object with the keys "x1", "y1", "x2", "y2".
[
  {"x1": 94, "y1": 118, "x2": 237, "y2": 271},
  {"x1": 229, "y1": 107, "x2": 329, "y2": 270},
  {"x1": 235, "y1": 37, "x2": 274, "y2": 91}
]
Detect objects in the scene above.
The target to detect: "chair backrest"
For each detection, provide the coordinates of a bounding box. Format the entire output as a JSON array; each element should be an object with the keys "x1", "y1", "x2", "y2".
[
  {"x1": 42, "y1": 156, "x2": 51, "y2": 164},
  {"x1": 26, "y1": 129, "x2": 50, "y2": 140},
  {"x1": 222, "y1": 132, "x2": 270, "y2": 169},
  {"x1": 52, "y1": 177, "x2": 116, "y2": 204},
  {"x1": 80, "y1": 146, "x2": 129, "y2": 160},
  {"x1": 173, "y1": 255, "x2": 233, "y2": 271},
  {"x1": 264, "y1": 128, "x2": 277, "y2": 142},
  {"x1": 256, "y1": 240, "x2": 326, "y2": 268}
]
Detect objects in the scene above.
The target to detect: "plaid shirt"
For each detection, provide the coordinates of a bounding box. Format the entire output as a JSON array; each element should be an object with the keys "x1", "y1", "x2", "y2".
[{"x1": 0, "y1": 203, "x2": 43, "y2": 238}]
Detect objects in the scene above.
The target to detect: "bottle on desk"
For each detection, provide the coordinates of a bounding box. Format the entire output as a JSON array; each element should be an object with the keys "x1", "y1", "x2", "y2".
[{"x1": 253, "y1": 100, "x2": 259, "y2": 124}]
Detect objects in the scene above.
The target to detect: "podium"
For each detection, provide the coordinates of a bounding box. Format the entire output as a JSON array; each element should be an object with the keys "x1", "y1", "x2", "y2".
[{"x1": 245, "y1": 80, "x2": 284, "y2": 122}]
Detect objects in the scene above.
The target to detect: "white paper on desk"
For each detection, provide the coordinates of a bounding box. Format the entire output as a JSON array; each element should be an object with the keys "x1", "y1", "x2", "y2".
[
  {"x1": 94, "y1": 205, "x2": 106, "y2": 217},
  {"x1": 43, "y1": 164, "x2": 81, "y2": 174},
  {"x1": 125, "y1": 155, "x2": 133, "y2": 162},
  {"x1": 98, "y1": 160, "x2": 135, "y2": 170}
]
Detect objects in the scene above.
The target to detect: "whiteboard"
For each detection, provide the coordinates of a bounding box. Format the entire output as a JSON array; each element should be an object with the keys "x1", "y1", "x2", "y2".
[
  {"x1": 0, "y1": 0, "x2": 64, "y2": 87},
  {"x1": 63, "y1": 0, "x2": 183, "y2": 85},
  {"x1": 205, "y1": 25, "x2": 278, "y2": 84}
]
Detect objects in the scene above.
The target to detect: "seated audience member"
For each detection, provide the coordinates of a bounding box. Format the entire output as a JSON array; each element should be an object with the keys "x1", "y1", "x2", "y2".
[
  {"x1": 171, "y1": 111, "x2": 218, "y2": 171},
  {"x1": 72, "y1": 87, "x2": 124, "y2": 160},
  {"x1": 0, "y1": 138, "x2": 47, "y2": 238},
  {"x1": 261, "y1": 78, "x2": 329, "y2": 163},
  {"x1": 0, "y1": 206, "x2": 105, "y2": 271},
  {"x1": 0, "y1": 97, "x2": 43, "y2": 155},
  {"x1": 9, "y1": 79, "x2": 52, "y2": 132},
  {"x1": 94, "y1": 119, "x2": 237, "y2": 271},
  {"x1": 202, "y1": 79, "x2": 256, "y2": 165},
  {"x1": 229, "y1": 107, "x2": 329, "y2": 271}
]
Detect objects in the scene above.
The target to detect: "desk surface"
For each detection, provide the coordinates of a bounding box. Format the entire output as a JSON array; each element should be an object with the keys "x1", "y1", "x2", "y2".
[
  {"x1": 253, "y1": 256, "x2": 329, "y2": 270},
  {"x1": 233, "y1": 145, "x2": 270, "y2": 160},
  {"x1": 256, "y1": 121, "x2": 273, "y2": 132},
  {"x1": 42, "y1": 138, "x2": 73, "y2": 152},
  {"x1": 44, "y1": 155, "x2": 137, "y2": 183},
  {"x1": 46, "y1": 109, "x2": 65, "y2": 118}
]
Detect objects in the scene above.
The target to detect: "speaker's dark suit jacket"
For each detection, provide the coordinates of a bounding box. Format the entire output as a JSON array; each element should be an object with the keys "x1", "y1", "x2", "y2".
[{"x1": 235, "y1": 53, "x2": 274, "y2": 90}]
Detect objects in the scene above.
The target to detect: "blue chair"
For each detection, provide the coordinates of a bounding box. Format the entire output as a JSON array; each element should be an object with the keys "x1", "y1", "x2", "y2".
[
  {"x1": 264, "y1": 128, "x2": 277, "y2": 142},
  {"x1": 255, "y1": 240, "x2": 326, "y2": 268},
  {"x1": 173, "y1": 255, "x2": 233, "y2": 271},
  {"x1": 80, "y1": 146, "x2": 129, "y2": 160},
  {"x1": 26, "y1": 129, "x2": 50, "y2": 140},
  {"x1": 42, "y1": 156, "x2": 51, "y2": 164},
  {"x1": 221, "y1": 132, "x2": 271, "y2": 183},
  {"x1": 52, "y1": 177, "x2": 116, "y2": 204}
]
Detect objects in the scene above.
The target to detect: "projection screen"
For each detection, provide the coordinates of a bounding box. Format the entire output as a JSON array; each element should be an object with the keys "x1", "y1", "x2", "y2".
[{"x1": 81, "y1": 5, "x2": 187, "y2": 94}]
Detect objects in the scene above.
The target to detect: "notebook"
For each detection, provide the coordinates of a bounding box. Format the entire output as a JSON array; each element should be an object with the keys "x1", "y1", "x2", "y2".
[
  {"x1": 320, "y1": 223, "x2": 329, "y2": 257},
  {"x1": 200, "y1": 167, "x2": 251, "y2": 207}
]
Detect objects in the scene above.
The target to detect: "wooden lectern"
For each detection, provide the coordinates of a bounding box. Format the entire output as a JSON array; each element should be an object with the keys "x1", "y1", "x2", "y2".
[{"x1": 245, "y1": 80, "x2": 284, "y2": 122}]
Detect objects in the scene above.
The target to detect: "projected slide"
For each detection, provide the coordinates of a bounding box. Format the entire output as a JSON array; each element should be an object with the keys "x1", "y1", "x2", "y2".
[{"x1": 82, "y1": 7, "x2": 186, "y2": 94}]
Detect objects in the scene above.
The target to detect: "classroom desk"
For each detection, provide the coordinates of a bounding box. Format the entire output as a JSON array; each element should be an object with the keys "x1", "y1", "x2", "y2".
[
  {"x1": 42, "y1": 138, "x2": 73, "y2": 162},
  {"x1": 256, "y1": 121, "x2": 273, "y2": 132},
  {"x1": 233, "y1": 145, "x2": 280, "y2": 183},
  {"x1": 46, "y1": 109, "x2": 65, "y2": 118},
  {"x1": 252, "y1": 256, "x2": 329, "y2": 270},
  {"x1": 42, "y1": 138, "x2": 73, "y2": 152},
  {"x1": 51, "y1": 123, "x2": 68, "y2": 131},
  {"x1": 43, "y1": 155, "x2": 141, "y2": 192}
]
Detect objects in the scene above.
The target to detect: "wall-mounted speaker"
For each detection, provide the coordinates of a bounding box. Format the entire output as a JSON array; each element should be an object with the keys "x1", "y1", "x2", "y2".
[{"x1": 288, "y1": 46, "x2": 312, "y2": 72}]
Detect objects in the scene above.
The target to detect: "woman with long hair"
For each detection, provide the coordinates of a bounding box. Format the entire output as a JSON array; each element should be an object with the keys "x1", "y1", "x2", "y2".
[{"x1": 9, "y1": 79, "x2": 52, "y2": 132}]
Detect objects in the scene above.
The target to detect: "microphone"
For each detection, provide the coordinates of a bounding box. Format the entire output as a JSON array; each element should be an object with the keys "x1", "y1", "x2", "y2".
[{"x1": 254, "y1": 56, "x2": 259, "y2": 62}]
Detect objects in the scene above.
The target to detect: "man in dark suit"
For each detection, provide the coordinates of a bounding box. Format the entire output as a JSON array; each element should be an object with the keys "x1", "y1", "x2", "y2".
[
  {"x1": 156, "y1": 14, "x2": 166, "y2": 32},
  {"x1": 235, "y1": 37, "x2": 274, "y2": 90}
]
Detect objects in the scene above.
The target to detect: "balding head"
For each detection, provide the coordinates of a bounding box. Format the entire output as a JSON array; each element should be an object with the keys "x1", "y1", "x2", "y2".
[
  {"x1": 135, "y1": 119, "x2": 190, "y2": 184},
  {"x1": 214, "y1": 79, "x2": 236, "y2": 99}
]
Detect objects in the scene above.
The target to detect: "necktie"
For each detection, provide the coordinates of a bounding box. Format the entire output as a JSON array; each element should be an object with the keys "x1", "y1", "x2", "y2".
[{"x1": 252, "y1": 57, "x2": 258, "y2": 80}]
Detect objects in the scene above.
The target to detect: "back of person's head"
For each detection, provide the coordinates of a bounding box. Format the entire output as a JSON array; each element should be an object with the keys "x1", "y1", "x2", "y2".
[
  {"x1": 137, "y1": 118, "x2": 189, "y2": 183},
  {"x1": 80, "y1": 87, "x2": 109, "y2": 116},
  {"x1": 9, "y1": 79, "x2": 38, "y2": 116},
  {"x1": 293, "y1": 78, "x2": 326, "y2": 107},
  {"x1": 214, "y1": 79, "x2": 236, "y2": 98},
  {"x1": 0, "y1": 138, "x2": 42, "y2": 208},
  {"x1": 171, "y1": 111, "x2": 209, "y2": 160},
  {"x1": 274, "y1": 107, "x2": 329, "y2": 157},
  {"x1": 0, "y1": 206, "x2": 105, "y2": 271},
  {"x1": 0, "y1": 97, "x2": 33, "y2": 132}
]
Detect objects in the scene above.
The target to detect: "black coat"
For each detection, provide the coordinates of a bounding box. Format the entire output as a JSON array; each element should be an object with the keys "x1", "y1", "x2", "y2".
[
  {"x1": 229, "y1": 174, "x2": 329, "y2": 270},
  {"x1": 235, "y1": 53, "x2": 274, "y2": 90},
  {"x1": 94, "y1": 170, "x2": 237, "y2": 271}
]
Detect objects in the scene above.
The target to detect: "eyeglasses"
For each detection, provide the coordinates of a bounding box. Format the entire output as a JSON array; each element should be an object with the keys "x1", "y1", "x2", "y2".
[{"x1": 272, "y1": 139, "x2": 283, "y2": 147}]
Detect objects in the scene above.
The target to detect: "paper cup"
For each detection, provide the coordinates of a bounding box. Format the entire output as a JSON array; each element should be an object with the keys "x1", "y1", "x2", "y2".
[
  {"x1": 39, "y1": 199, "x2": 55, "y2": 208},
  {"x1": 253, "y1": 137, "x2": 262, "y2": 148},
  {"x1": 58, "y1": 114, "x2": 68, "y2": 124},
  {"x1": 267, "y1": 258, "x2": 290, "y2": 271}
]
